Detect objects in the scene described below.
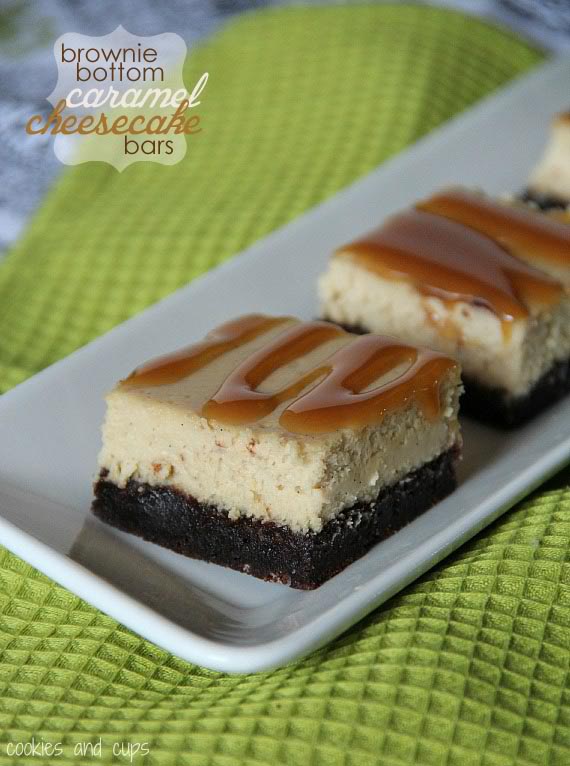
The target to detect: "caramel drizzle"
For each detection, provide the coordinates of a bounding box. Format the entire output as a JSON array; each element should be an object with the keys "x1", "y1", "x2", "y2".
[
  {"x1": 278, "y1": 334, "x2": 455, "y2": 434},
  {"x1": 201, "y1": 321, "x2": 343, "y2": 426},
  {"x1": 123, "y1": 314, "x2": 290, "y2": 387},
  {"x1": 125, "y1": 315, "x2": 456, "y2": 434},
  {"x1": 339, "y1": 203, "x2": 563, "y2": 338},
  {"x1": 419, "y1": 188, "x2": 570, "y2": 267}
]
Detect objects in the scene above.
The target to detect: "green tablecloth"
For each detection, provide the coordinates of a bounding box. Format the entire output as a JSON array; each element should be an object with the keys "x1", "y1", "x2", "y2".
[{"x1": 3, "y1": 5, "x2": 569, "y2": 765}]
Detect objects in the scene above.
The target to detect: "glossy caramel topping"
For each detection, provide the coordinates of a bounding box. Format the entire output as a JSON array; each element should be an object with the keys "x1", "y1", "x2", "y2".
[
  {"x1": 419, "y1": 188, "x2": 570, "y2": 268},
  {"x1": 123, "y1": 315, "x2": 457, "y2": 434},
  {"x1": 123, "y1": 314, "x2": 290, "y2": 387},
  {"x1": 339, "y1": 206, "x2": 563, "y2": 333},
  {"x1": 202, "y1": 321, "x2": 343, "y2": 426},
  {"x1": 279, "y1": 334, "x2": 455, "y2": 434}
]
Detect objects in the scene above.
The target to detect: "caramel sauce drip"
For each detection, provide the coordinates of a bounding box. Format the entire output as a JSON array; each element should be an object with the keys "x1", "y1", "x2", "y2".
[
  {"x1": 201, "y1": 319, "x2": 456, "y2": 433},
  {"x1": 123, "y1": 316, "x2": 457, "y2": 434},
  {"x1": 419, "y1": 188, "x2": 570, "y2": 268},
  {"x1": 278, "y1": 334, "x2": 455, "y2": 434},
  {"x1": 123, "y1": 314, "x2": 290, "y2": 387},
  {"x1": 201, "y1": 321, "x2": 344, "y2": 426},
  {"x1": 341, "y1": 206, "x2": 563, "y2": 337}
]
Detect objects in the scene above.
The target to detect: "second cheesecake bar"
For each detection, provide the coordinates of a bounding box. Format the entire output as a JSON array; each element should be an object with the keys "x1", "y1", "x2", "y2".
[{"x1": 319, "y1": 188, "x2": 570, "y2": 427}]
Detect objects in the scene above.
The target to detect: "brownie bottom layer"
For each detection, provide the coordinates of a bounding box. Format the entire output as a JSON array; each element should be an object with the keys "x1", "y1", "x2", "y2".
[
  {"x1": 520, "y1": 189, "x2": 569, "y2": 211},
  {"x1": 327, "y1": 320, "x2": 570, "y2": 428},
  {"x1": 92, "y1": 449, "x2": 457, "y2": 590},
  {"x1": 461, "y1": 359, "x2": 570, "y2": 428}
]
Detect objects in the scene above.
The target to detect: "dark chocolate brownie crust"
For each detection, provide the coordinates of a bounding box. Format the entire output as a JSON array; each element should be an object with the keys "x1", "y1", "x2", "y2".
[
  {"x1": 326, "y1": 320, "x2": 570, "y2": 429},
  {"x1": 92, "y1": 449, "x2": 457, "y2": 590},
  {"x1": 461, "y1": 359, "x2": 570, "y2": 428},
  {"x1": 520, "y1": 189, "x2": 569, "y2": 211}
]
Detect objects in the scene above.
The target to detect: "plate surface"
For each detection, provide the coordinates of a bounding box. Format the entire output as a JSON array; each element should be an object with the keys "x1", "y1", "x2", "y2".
[{"x1": 2, "y1": 57, "x2": 570, "y2": 673}]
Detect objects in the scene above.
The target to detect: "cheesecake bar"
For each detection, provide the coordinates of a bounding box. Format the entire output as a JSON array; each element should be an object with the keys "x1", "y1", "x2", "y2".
[
  {"x1": 92, "y1": 314, "x2": 462, "y2": 589},
  {"x1": 525, "y1": 112, "x2": 570, "y2": 210},
  {"x1": 319, "y1": 188, "x2": 570, "y2": 427}
]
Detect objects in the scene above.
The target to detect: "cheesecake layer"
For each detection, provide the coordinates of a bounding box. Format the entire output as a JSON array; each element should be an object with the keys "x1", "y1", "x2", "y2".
[
  {"x1": 528, "y1": 113, "x2": 570, "y2": 208},
  {"x1": 98, "y1": 317, "x2": 461, "y2": 532},
  {"x1": 93, "y1": 448, "x2": 457, "y2": 589}
]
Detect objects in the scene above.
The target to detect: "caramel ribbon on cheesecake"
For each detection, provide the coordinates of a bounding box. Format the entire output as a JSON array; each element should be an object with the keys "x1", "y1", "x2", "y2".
[
  {"x1": 277, "y1": 333, "x2": 454, "y2": 434},
  {"x1": 337, "y1": 190, "x2": 564, "y2": 339},
  {"x1": 202, "y1": 320, "x2": 455, "y2": 433},
  {"x1": 123, "y1": 316, "x2": 456, "y2": 434},
  {"x1": 122, "y1": 314, "x2": 290, "y2": 387},
  {"x1": 420, "y1": 188, "x2": 570, "y2": 268}
]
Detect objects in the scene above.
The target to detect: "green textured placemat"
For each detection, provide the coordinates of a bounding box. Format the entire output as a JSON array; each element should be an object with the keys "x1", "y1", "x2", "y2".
[{"x1": 2, "y1": 4, "x2": 567, "y2": 765}]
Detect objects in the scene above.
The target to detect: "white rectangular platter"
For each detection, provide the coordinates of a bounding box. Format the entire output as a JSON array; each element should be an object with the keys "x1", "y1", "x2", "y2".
[{"x1": 1, "y1": 57, "x2": 570, "y2": 673}]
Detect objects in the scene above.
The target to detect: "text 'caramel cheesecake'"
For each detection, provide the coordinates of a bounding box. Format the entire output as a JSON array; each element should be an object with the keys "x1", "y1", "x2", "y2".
[
  {"x1": 92, "y1": 314, "x2": 462, "y2": 589},
  {"x1": 319, "y1": 188, "x2": 570, "y2": 427}
]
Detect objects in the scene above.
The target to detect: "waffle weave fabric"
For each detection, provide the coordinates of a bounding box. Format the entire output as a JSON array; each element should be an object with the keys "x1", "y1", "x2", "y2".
[{"x1": 2, "y1": 4, "x2": 567, "y2": 765}]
